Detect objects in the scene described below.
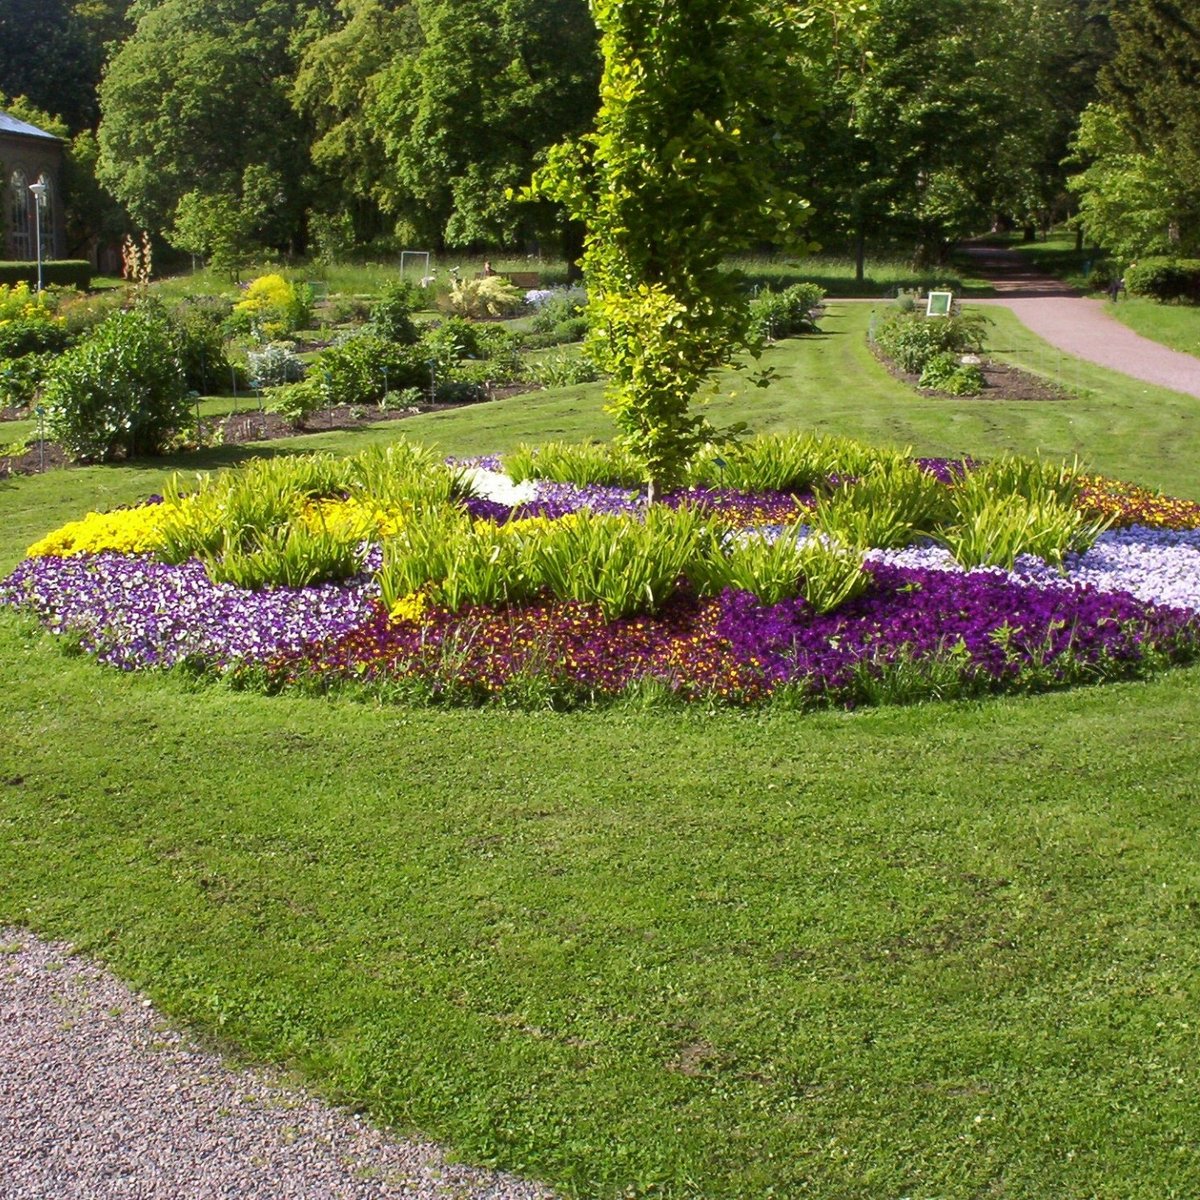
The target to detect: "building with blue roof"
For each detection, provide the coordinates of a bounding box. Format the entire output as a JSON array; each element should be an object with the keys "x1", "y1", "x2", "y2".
[{"x1": 1, "y1": 110, "x2": 65, "y2": 262}]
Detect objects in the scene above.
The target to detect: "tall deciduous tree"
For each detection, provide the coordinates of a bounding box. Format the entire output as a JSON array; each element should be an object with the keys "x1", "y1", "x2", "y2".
[
  {"x1": 1098, "y1": 0, "x2": 1200, "y2": 249},
  {"x1": 96, "y1": 0, "x2": 330, "y2": 251},
  {"x1": 370, "y1": 0, "x2": 599, "y2": 248},
  {"x1": 292, "y1": 0, "x2": 423, "y2": 246},
  {"x1": 0, "y1": 0, "x2": 96, "y2": 130},
  {"x1": 532, "y1": 0, "x2": 817, "y2": 499}
]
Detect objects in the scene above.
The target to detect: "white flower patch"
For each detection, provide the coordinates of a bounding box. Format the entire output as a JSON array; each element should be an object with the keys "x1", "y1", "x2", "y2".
[{"x1": 459, "y1": 466, "x2": 539, "y2": 507}]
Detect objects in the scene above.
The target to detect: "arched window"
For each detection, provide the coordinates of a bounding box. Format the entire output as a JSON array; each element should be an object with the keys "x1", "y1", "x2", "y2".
[
  {"x1": 9, "y1": 169, "x2": 31, "y2": 260},
  {"x1": 33, "y1": 173, "x2": 53, "y2": 260}
]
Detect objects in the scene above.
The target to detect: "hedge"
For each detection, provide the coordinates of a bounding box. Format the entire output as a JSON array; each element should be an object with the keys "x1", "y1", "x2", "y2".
[
  {"x1": 0, "y1": 260, "x2": 92, "y2": 290},
  {"x1": 1123, "y1": 257, "x2": 1200, "y2": 304}
]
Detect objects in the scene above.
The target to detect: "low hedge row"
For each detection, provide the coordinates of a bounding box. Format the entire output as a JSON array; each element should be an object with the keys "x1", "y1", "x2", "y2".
[{"x1": 0, "y1": 260, "x2": 92, "y2": 289}]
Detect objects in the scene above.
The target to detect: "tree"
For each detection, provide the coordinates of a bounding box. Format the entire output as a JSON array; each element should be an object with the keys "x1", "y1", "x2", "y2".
[
  {"x1": 531, "y1": 0, "x2": 816, "y2": 499},
  {"x1": 370, "y1": 0, "x2": 599, "y2": 248},
  {"x1": 1067, "y1": 104, "x2": 1182, "y2": 260},
  {"x1": 1095, "y1": 0, "x2": 1200, "y2": 250},
  {"x1": 0, "y1": 0, "x2": 96, "y2": 130},
  {"x1": 292, "y1": 0, "x2": 422, "y2": 246},
  {"x1": 96, "y1": 0, "x2": 328, "y2": 250},
  {"x1": 802, "y1": 0, "x2": 1107, "y2": 277}
]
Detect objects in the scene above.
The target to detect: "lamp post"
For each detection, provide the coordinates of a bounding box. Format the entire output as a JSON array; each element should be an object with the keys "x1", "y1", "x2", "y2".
[{"x1": 28, "y1": 180, "x2": 47, "y2": 292}]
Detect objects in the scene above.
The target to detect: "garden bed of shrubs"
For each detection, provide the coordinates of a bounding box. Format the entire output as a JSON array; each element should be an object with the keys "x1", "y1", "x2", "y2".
[
  {"x1": 0, "y1": 274, "x2": 829, "y2": 475},
  {"x1": 870, "y1": 300, "x2": 1067, "y2": 400},
  {"x1": 5, "y1": 433, "x2": 1200, "y2": 711}
]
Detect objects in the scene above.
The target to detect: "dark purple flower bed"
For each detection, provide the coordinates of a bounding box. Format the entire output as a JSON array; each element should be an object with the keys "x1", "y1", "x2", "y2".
[{"x1": 236, "y1": 562, "x2": 1198, "y2": 708}]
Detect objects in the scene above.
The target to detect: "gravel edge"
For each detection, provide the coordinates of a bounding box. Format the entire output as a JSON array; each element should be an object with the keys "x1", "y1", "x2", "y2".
[{"x1": 0, "y1": 927, "x2": 556, "y2": 1200}]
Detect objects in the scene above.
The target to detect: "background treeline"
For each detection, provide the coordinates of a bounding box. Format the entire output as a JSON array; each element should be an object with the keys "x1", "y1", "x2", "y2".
[{"x1": 1, "y1": 0, "x2": 1195, "y2": 273}]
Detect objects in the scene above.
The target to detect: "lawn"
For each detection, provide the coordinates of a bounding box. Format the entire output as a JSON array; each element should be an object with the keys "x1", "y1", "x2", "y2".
[{"x1": 2, "y1": 305, "x2": 1200, "y2": 1198}]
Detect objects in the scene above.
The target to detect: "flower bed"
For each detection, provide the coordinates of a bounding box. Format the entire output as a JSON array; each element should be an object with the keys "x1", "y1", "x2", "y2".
[{"x1": 4, "y1": 445, "x2": 1200, "y2": 710}]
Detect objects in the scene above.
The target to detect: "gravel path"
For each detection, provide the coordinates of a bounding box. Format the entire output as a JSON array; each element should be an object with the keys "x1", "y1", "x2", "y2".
[
  {"x1": 0, "y1": 929, "x2": 556, "y2": 1200},
  {"x1": 961, "y1": 244, "x2": 1200, "y2": 399}
]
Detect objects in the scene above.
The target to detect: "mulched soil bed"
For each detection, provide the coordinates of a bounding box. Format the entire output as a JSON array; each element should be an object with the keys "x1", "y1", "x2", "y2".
[
  {"x1": 0, "y1": 389, "x2": 529, "y2": 479},
  {"x1": 872, "y1": 346, "x2": 1069, "y2": 402}
]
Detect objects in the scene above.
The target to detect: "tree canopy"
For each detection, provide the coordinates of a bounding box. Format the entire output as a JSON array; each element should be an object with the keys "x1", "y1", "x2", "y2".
[
  {"x1": 95, "y1": 0, "x2": 327, "y2": 249},
  {"x1": 0, "y1": 0, "x2": 1161, "y2": 273}
]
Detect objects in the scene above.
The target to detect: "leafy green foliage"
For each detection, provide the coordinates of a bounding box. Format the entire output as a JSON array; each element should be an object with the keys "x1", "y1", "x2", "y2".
[
  {"x1": 0, "y1": 352, "x2": 54, "y2": 409},
  {"x1": 530, "y1": 0, "x2": 812, "y2": 498},
  {"x1": 529, "y1": 287, "x2": 587, "y2": 335},
  {"x1": 379, "y1": 501, "x2": 710, "y2": 622},
  {"x1": 938, "y1": 456, "x2": 1109, "y2": 570},
  {"x1": 872, "y1": 309, "x2": 989, "y2": 375},
  {"x1": 918, "y1": 351, "x2": 986, "y2": 395},
  {"x1": 746, "y1": 282, "x2": 825, "y2": 341},
  {"x1": 165, "y1": 302, "x2": 231, "y2": 395},
  {"x1": 96, "y1": 0, "x2": 311, "y2": 242},
  {"x1": 418, "y1": 319, "x2": 523, "y2": 387},
  {"x1": 316, "y1": 333, "x2": 430, "y2": 407},
  {"x1": 1067, "y1": 104, "x2": 1183, "y2": 262},
  {"x1": 821, "y1": 459, "x2": 956, "y2": 547},
  {"x1": 1123, "y1": 258, "x2": 1200, "y2": 303},
  {"x1": 1088, "y1": 0, "x2": 1200, "y2": 256},
  {"x1": 369, "y1": 0, "x2": 600, "y2": 246},
  {"x1": 689, "y1": 524, "x2": 869, "y2": 610},
  {"x1": 503, "y1": 440, "x2": 643, "y2": 487},
  {"x1": 291, "y1": 0, "x2": 423, "y2": 246},
  {"x1": 689, "y1": 431, "x2": 899, "y2": 494},
  {"x1": 0, "y1": 315, "x2": 71, "y2": 360},
  {"x1": 524, "y1": 351, "x2": 600, "y2": 389},
  {"x1": 266, "y1": 378, "x2": 325, "y2": 430},
  {"x1": 42, "y1": 307, "x2": 189, "y2": 462},
  {"x1": 367, "y1": 281, "x2": 421, "y2": 344}
]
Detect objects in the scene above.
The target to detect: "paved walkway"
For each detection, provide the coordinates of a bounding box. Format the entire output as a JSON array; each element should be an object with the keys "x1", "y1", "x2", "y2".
[{"x1": 960, "y1": 244, "x2": 1200, "y2": 399}]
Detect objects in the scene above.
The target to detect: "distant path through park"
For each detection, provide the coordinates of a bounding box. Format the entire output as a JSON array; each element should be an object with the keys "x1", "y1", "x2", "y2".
[{"x1": 960, "y1": 244, "x2": 1200, "y2": 400}]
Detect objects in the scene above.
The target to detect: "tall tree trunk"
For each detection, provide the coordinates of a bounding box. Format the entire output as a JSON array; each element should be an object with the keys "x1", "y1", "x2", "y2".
[
  {"x1": 563, "y1": 219, "x2": 586, "y2": 282},
  {"x1": 855, "y1": 223, "x2": 866, "y2": 284}
]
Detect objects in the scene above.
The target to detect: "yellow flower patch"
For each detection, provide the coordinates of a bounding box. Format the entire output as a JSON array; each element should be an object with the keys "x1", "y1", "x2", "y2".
[
  {"x1": 27, "y1": 504, "x2": 177, "y2": 558},
  {"x1": 298, "y1": 497, "x2": 406, "y2": 540},
  {"x1": 388, "y1": 589, "x2": 429, "y2": 624}
]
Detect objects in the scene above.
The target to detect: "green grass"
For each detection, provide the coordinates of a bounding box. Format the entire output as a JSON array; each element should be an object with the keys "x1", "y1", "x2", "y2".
[
  {"x1": 1105, "y1": 297, "x2": 1200, "y2": 358},
  {"x1": 1008, "y1": 231, "x2": 1097, "y2": 291},
  {"x1": 3, "y1": 307, "x2": 1200, "y2": 1197}
]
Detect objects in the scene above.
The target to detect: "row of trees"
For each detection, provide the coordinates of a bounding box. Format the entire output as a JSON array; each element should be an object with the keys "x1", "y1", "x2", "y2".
[{"x1": 5, "y1": 0, "x2": 1198, "y2": 268}]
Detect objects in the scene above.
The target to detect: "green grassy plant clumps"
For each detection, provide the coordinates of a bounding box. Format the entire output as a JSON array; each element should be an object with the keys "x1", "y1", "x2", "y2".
[
  {"x1": 156, "y1": 444, "x2": 468, "y2": 589},
  {"x1": 105, "y1": 435, "x2": 1111, "y2": 623}
]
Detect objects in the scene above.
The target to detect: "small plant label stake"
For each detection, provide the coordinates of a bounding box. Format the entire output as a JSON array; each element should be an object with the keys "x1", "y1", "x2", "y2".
[{"x1": 35, "y1": 404, "x2": 45, "y2": 472}]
